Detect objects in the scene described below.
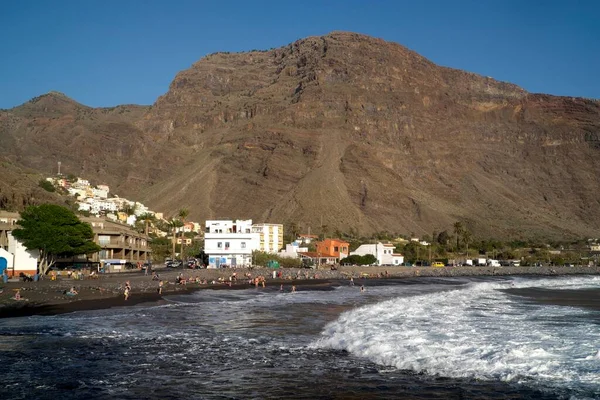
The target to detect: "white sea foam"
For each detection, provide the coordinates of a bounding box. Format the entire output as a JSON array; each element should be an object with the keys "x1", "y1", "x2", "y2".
[{"x1": 312, "y1": 275, "x2": 600, "y2": 390}]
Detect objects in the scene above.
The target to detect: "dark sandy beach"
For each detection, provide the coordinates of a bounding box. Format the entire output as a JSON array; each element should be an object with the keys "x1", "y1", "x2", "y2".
[{"x1": 1, "y1": 264, "x2": 598, "y2": 318}]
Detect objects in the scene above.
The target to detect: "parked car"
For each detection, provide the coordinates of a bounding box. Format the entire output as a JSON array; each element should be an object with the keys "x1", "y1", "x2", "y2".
[
  {"x1": 414, "y1": 261, "x2": 431, "y2": 267},
  {"x1": 432, "y1": 262, "x2": 445, "y2": 268},
  {"x1": 166, "y1": 260, "x2": 183, "y2": 268}
]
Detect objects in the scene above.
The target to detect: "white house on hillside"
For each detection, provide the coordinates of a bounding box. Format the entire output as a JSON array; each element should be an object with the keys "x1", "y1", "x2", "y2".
[
  {"x1": 204, "y1": 220, "x2": 260, "y2": 268},
  {"x1": 350, "y1": 242, "x2": 404, "y2": 266}
]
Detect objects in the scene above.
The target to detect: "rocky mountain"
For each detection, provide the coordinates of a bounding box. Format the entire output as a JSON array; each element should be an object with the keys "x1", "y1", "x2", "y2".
[{"x1": 2, "y1": 32, "x2": 600, "y2": 239}]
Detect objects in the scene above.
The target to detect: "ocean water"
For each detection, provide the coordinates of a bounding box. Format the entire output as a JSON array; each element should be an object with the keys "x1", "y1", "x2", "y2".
[{"x1": 0, "y1": 275, "x2": 599, "y2": 399}]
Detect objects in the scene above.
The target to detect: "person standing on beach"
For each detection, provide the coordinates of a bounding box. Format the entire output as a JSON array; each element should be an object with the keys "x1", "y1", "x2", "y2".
[
  {"x1": 158, "y1": 280, "x2": 163, "y2": 295},
  {"x1": 124, "y1": 281, "x2": 131, "y2": 300},
  {"x1": 349, "y1": 277, "x2": 354, "y2": 286}
]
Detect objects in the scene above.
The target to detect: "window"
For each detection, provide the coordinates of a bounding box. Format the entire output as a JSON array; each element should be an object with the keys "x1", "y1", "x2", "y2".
[
  {"x1": 241, "y1": 242, "x2": 246, "y2": 249},
  {"x1": 217, "y1": 242, "x2": 223, "y2": 248},
  {"x1": 98, "y1": 235, "x2": 111, "y2": 246},
  {"x1": 225, "y1": 242, "x2": 230, "y2": 249},
  {"x1": 334, "y1": 246, "x2": 339, "y2": 252}
]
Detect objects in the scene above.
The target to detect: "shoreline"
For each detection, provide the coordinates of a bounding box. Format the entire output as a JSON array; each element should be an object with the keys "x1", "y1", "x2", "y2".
[{"x1": 1, "y1": 265, "x2": 598, "y2": 318}]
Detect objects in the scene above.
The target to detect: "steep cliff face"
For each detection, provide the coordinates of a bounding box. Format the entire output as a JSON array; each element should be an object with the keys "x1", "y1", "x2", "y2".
[
  {"x1": 2, "y1": 32, "x2": 599, "y2": 239},
  {"x1": 136, "y1": 32, "x2": 600, "y2": 238}
]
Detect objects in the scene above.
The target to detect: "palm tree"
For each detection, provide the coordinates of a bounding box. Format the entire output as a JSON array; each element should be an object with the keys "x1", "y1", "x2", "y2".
[
  {"x1": 122, "y1": 202, "x2": 137, "y2": 216},
  {"x1": 288, "y1": 222, "x2": 299, "y2": 242},
  {"x1": 138, "y1": 212, "x2": 155, "y2": 236},
  {"x1": 168, "y1": 218, "x2": 183, "y2": 258},
  {"x1": 462, "y1": 229, "x2": 472, "y2": 259},
  {"x1": 320, "y1": 224, "x2": 329, "y2": 240},
  {"x1": 178, "y1": 208, "x2": 190, "y2": 261},
  {"x1": 453, "y1": 221, "x2": 464, "y2": 254}
]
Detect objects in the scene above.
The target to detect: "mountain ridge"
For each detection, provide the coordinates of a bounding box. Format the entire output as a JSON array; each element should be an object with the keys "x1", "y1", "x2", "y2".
[{"x1": 1, "y1": 31, "x2": 599, "y2": 239}]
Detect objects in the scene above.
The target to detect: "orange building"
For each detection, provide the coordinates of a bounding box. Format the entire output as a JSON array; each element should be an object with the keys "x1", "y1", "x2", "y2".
[{"x1": 316, "y1": 238, "x2": 350, "y2": 260}]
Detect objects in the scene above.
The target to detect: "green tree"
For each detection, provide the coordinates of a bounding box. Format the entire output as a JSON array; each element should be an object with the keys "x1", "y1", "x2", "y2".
[
  {"x1": 122, "y1": 202, "x2": 137, "y2": 216},
  {"x1": 453, "y1": 221, "x2": 464, "y2": 254},
  {"x1": 38, "y1": 179, "x2": 56, "y2": 192},
  {"x1": 462, "y1": 229, "x2": 473, "y2": 258},
  {"x1": 437, "y1": 230, "x2": 450, "y2": 246},
  {"x1": 251, "y1": 250, "x2": 301, "y2": 268},
  {"x1": 12, "y1": 204, "x2": 100, "y2": 275},
  {"x1": 340, "y1": 254, "x2": 377, "y2": 265},
  {"x1": 149, "y1": 237, "x2": 171, "y2": 262}
]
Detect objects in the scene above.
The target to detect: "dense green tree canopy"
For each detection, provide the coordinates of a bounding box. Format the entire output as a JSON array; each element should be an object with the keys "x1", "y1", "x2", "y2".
[
  {"x1": 340, "y1": 254, "x2": 377, "y2": 265},
  {"x1": 12, "y1": 204, "x2": 100, "y2": 274}
]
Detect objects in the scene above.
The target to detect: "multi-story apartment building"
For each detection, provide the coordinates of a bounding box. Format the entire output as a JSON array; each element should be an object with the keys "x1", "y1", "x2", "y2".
[
  {"x1": 82, "y1": 217, "x2": 151, "y2": 271},
  {"x1": 252, "y1": 223, "x2": 284, "y2": 253},
  {"x1": 204, "y1": 220, "x2": 260, "y2": 268}
]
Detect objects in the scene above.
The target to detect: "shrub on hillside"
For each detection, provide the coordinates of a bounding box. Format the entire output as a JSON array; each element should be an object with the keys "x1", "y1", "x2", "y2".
[{"x1": 38, "y1": 179, "x2": 55, "y2": 192}]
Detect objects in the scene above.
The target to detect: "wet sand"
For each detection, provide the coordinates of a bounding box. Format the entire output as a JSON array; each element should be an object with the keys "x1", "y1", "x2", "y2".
[{"x1": 1, "y1": 265, "x2": 598, "y2": 318}]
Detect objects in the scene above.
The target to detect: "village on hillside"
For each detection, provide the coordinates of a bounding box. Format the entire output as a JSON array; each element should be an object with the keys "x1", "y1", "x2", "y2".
[{"x1": 1, "y1": 171, "x2": 600, "y2": 279}]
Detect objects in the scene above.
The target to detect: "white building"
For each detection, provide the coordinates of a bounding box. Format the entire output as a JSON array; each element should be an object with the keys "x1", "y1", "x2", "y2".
[
  {"x1": 252, "y1": 223, "x2": 284, "y2": 253},
  {"x1": 204, "y1": 220, "x2": 260, "y2": 268},
  {"x1": 75, "y1": 178, "x2": 90, "y2": 187},
  {"x1": 126, "y1": 214, "x2": 137, "y2": 226},
  {"x1": 90, "y1": 199, "x2": 118, "y2": 215},
  {"x1": 279, "y1": 242, "x2": 308, "y2": 258},
  {"x1": 77, "y1": 202, "x2": 92, "y2": 212},
  {"x1": 92, "y1": 187, "x2": 109, "y2": 199},
  {"x1": 133, "y1": 202, "x2": 149, "y2": 216},
  {"x1": 350, "y1": 242, "x2": 404, "y2": 266},
  {"x1": 0, "y1": 212, "x2": 39, "y2": 277},
  {"x1": 67, "y1": 187, "x2": 87, "y2": 199}
]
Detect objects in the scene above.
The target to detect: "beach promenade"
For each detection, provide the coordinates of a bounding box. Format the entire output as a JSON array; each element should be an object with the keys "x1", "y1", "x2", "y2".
[{"x1": 1, "y1": 264, "x2": 599, "y2": 318}]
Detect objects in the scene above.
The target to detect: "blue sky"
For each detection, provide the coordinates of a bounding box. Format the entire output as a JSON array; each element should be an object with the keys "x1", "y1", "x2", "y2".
[{"x1": 1, "y1": 0, "x2": 598, "y2": 108}]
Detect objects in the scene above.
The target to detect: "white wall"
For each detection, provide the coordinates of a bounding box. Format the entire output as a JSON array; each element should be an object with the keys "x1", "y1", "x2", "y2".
[
  {"x1": 350, "y1": 242, "x2": 397, "y2": 265},
  {"x1": 204, "y1": 231, "x2": 259, "y2": 268},
  {"x1": 8, "y1": 233, "x2": 39, "y2": 274},
  {"x1": 279, "y1": 242, "x2": 308, "y2": 258}
]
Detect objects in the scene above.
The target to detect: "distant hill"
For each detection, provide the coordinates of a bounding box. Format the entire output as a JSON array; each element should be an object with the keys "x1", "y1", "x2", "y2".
[
  {"x1": 1, "y1": 32, "x2": 600, "y2": 239},
  {"x1": 0, "y1": 157, "x2": 68, "y2": 211}
]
